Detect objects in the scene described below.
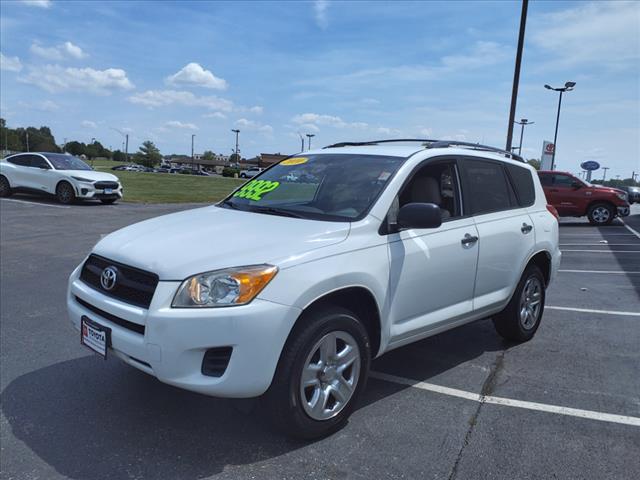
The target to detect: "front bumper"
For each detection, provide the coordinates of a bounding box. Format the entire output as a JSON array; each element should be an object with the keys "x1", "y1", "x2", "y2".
[
  {"x1": 67, "y1": 265, "x2": 301, "y2": 398},
  {"x1": 74, "y1": 182, "x2": 123, "y2": 200}
]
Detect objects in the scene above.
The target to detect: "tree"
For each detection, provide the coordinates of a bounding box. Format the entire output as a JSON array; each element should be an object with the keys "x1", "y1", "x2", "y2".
[
  {"x1": 137, "y1": 141, "x2": 162, "y2": 167},
  {"x1": 65, "y1": 141, "x2": 86, "y2": 156},
  {"x1": 202, "y1": 150, "x2": 215, "y2": 161},
  {"x1": 112, "y1": 150, "x2": 127, "y2": 162},
  {"x1": 229, "y1": 152, "x2": 240, "y2": 164},
  {"x1": 526, "y1": 159, "x2": 541, "y2": 170}
]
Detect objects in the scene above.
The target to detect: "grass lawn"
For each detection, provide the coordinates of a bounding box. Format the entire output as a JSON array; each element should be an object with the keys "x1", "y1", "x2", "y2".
[{"x1": 90, "y1": 158, "x2": 244, "y2": 203}]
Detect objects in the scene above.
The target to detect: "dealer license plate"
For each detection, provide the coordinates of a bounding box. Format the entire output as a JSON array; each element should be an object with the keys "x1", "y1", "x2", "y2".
[
  {"x1": 81, "y1": 316, "x2": 110, "y2": 359},
  {"x1": 104, "y1": 188, "x2": 113, "y2": 194}
]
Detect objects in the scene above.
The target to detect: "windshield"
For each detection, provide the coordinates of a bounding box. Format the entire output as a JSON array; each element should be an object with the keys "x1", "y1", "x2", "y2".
[
  {"x1": 45, "y1": 153, "x2": 92, "y2": 171},
  {"x1": 220, "y1": 153, "x2": 404, "y2": 221}
]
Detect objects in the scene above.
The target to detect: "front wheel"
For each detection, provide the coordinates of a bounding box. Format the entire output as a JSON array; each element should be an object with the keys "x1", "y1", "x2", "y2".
[
  {"x1": 493, "y1": 265, "x2": 546, "y2": 342},
  {"x1": 587, "y1": 203, "x2": 615, "y2": 225},
  {"x1": 266, "y1": 306, "x2": 371, "y2": 439},
  {"x1": 0, "y1": 175, "x2": 12, "y2": 197},
  {"x1": 56, "y1": 182, "x2": 76, "y2": 204}
]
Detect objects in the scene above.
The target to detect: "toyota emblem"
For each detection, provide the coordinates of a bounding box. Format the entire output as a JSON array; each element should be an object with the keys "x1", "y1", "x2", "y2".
[{"x1": 100, "y1": 266, "x2": 118, "y2": 291}]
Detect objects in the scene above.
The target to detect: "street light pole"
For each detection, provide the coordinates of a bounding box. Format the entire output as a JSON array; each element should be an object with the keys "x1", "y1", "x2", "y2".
[
  {"x1": 298, "y1": 132, "x2": 304, "y2": 152},
  {"x1": 306, "y1": 133, "x2": 315, "y2": 151},
  {"x1": 505, "y1": 0, "x2": 529, "y2": 152},
  {"x1": 231, "y1": 129, "x2": 240, "y2": 165},
  {"x1": 513, "y1": 118, "x2": 534, "y2": 155},
  {"x1": 602, "y1": 167, "x2": 610, "y2": 182},
  {"x1": 191, "y1": 134, "x2": 196, "y2": 171},
  {"x1": 544, "y1": 81, "x2": 576, "y2": 170}
]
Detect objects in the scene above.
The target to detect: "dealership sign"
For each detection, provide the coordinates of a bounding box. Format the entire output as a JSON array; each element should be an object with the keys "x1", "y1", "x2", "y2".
[
  {"x1": 580, "y1": 161, "x2": 600, "y2": 171},
  {"x1": 540, "y1": 141, "x2": 554, "y2": 170}
]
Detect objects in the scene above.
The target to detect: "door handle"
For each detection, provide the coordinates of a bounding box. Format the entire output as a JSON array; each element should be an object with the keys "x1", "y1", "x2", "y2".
[
  {"x1": 461, "y1": 233, "x2": 479, "y2": 247},
  {"x1": 521, "y1": 223, "x2": 533, "y2": 234}
]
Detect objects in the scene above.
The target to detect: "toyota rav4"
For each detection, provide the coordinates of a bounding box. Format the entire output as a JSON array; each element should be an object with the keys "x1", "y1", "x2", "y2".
[{"x1": 67, "y1": 140, "x2": 561, "y2": 438}]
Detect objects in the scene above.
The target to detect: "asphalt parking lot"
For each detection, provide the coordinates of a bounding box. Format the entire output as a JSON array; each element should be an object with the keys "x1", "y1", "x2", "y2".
[{"x1": 1, "y1": 196, "x2": 639, "y2": 480}]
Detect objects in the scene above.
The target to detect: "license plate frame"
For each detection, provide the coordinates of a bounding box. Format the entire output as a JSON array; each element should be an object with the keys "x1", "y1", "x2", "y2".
[{"x1": 80, "y1": 316, "x2": 111, "y2": 359}]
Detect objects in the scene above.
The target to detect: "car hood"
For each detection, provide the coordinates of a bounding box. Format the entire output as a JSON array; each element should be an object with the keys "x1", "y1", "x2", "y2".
[
  {"x1": 92, "y1": 205, "x2": 351, "y2": 279},
  {"x1": 62, "y1": 170, "x2": 120, "y2": 182}
]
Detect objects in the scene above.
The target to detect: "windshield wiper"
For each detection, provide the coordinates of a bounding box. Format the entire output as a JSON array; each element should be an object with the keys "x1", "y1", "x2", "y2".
[
  {"x1": 249, "y1": 206, "x2": 305, "y2": 218},
  {"x1": 219, "y1": 199, "x2": 239, "y2": 209}
]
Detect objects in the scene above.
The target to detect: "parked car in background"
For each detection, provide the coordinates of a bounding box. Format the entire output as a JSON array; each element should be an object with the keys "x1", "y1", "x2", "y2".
[
  {"x1": 0, "y1": 152, "x2": 123, "y2": 204},
  {"x1": 240, "y1": 166, "x2": 263, "y2": 178},
  {"x1": 618, "y1": 185, "x2": 640, "y2": 204},
  {"x1": 538, "y1": 170, "x2": 630, "y2": 225},
  {"x1": 68, "y1": 140, "x2": 560, "y2": 438}
]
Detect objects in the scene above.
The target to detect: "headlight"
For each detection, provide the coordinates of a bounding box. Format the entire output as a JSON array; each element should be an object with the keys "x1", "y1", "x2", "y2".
[
  {"x1": 617, "y1": 193, "x2": 627, "y2": 201},
  {"x1": 172, "y1": 264, "x2": 278, "y2": 308},
  {"x1": 71, "y1": 176, "x2": 93, "y2": 183}
]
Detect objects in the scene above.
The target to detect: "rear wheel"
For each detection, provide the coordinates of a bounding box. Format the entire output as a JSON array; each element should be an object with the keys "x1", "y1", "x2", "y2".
[
  {"x1": 56, "y1": 181, "x2": 76, "y2": 204},
  {"x1": 266, "y1": 306, "x2": 370, "y2": 439},
  {"x1": 100, "y1": 198, "x2": 117, "y2": 205},
  {"x1": 0, "y1": 175, "x2": 12, "y2": 197},
  {"x1": 587, "y1": 203, "x2": 614, "y2": 225},
  {"x1": 493, "y1": 265, "x2": 545, "y2": 342}
]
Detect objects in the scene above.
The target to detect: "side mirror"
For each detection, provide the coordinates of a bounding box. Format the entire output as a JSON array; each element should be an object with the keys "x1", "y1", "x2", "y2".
[
  {"x1": 397, "y1": 203, "x2": 442, "y2": 230},
  {"x1": 571, "y1": 181, "x2": 582, "y2": 189}
]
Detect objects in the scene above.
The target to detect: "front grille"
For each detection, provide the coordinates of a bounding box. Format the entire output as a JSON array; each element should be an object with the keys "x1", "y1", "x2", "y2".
[
  {"x1": 94, "y1": 181, "x2": 119, "y2": 190},
  {"x1": 201, "y1": 347, "x2": 233, "y2": 377},
  {"x1": 76, "y1": 296, "x2": 145, "y2": 335},
  {"x1": 80, "y1": 254, "x2": 159, "y2": 308}
]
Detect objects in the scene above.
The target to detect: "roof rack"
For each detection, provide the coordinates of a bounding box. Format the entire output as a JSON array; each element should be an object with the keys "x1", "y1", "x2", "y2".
[{"x1": 323, "y1": 138, "x2": 525, "y2": 163}]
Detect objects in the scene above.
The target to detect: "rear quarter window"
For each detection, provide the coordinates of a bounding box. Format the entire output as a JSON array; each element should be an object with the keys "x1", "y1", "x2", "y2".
[
  {"x1": 6, "y1": 155, "x2": 30, "y2": 167},
  {"x1": 506, "y1": 164, "x2": 536, "y2": 207}
]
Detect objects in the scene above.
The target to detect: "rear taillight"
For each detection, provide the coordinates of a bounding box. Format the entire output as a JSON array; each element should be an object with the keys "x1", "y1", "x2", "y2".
[{"x1": 546, "y1": 204, "x2": 559, "y2": 220}]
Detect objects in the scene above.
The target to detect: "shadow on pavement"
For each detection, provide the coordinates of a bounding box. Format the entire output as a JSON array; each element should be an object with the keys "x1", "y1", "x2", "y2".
[
  {"x1": 6, "y1": 193, "x2": 116, "y2": 207},
  {"x1": 2, "y1": 319, "x2": 505, "y2": 480}
]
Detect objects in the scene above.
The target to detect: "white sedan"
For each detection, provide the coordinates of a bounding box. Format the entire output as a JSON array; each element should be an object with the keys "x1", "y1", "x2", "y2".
[{"x1": 0, "y1": 152, "x2": 123, "y2": 204}]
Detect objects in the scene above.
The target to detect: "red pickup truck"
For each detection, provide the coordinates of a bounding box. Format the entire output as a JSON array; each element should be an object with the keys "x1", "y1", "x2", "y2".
[{"x1": 538, "y1": 170, "x2": 630, "y2": 225}]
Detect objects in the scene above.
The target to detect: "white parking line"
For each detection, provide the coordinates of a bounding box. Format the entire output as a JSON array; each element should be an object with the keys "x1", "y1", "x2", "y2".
[
  {"x1": 370, "y1": 371, "x2": 640, "y2": 427},
  {"x1": 560, "y1": 244, "x2": 640, "y2": 246},
  {"x1": 546, "y1": 305, "x2": 640, "y2": 317},
  {"x1": 559, "y1": 269, "x2": 640, "y2": 274},
  {"x1": 561, "y1": 249, "x2": 640, "y2": 253},
  {"x1": 621, "y1": 220, "x2": 640, "y2": 239},
  {"x1": 0, "y1": 198, "x2": 70, "y2": 209}
]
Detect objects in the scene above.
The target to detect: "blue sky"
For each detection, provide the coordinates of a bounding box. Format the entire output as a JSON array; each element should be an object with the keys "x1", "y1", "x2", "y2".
[{"x1": 1, "y1": 0, "x2": 638, "y2": 178}]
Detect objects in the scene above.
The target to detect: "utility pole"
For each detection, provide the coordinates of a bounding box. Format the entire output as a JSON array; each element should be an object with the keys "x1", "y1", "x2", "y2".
[
  {"x1": 631, "y1": 171, "x2": 638, "y2": 182},
  {"x1": 26, "y1": 132, "x2": 30, "y2": 152},
  {"x1": 298, "y1": 132, "x2": 304, "y2": 152},
  {"x1": 602, "y1": 167, "x2": 610, "y2": 181},
  {"x1": 231, "y1": 129, "x2": 240, "y2": 165},
  {"x1": 125, "y1": 134, "x2": 129, "y2": 163},
  {"x1": 306, "y1": 133, "x2": 315, "y2": 151},
  {"x1": 505, "y1": 0, "x2": 529, "y2": 152},
  {"x1": 191, "y1": 134, "x2": 196, "y2": 171}
]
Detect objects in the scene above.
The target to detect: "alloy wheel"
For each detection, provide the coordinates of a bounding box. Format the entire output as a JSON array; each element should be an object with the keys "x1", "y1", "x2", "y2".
[
  {"x1": 519, "y1": 276, "x2": 542, "y2": 330},
  {"x1": 299, "y1": 331, "x2": 361, "y2": 421},
  {"x1": 592, "y1": 206, "x2": 610, "y2": 224}
]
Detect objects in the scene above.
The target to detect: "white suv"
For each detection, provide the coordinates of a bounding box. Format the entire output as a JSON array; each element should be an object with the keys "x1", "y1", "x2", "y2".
[
  {"x1": 240, "y1": 166, "x2": 263, "y2": 178},
  {"x1": 0, "y1": 152, "x2": 123, "y2": 204},
  {"x1": 67, "y1": 140, "x2": 560, "y2": 438}
]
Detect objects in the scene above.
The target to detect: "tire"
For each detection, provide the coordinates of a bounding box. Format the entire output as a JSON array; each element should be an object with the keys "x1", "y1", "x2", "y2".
[
  {"x1": 266, "y1": 305, "x2": 371, "y2": 439},
  {"x1": 587, "y1": 202, "x2": 615, "y2": 225},
  {"x1": 100, "y1": 198, "x2": 117, "y2": 205},
  {"x1": 240, "y1": 173, "x2": 247, "y2": 178},
  {"x1": 0, "y1": 175, "x2": 12, "y2": 197},
  {"x1": 56, "y1": 181, "x2": 76, "y2": 204},
  {"x1": 492, "y1": 265, "x2": 546, "y2": 343}
]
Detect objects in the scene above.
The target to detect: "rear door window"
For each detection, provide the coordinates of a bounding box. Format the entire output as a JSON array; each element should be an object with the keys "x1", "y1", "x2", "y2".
[
  {"x1": 460, "y1": 159, "x2": 515, "y2": 215},
  {"x1": 506, "y1": 164, "x2": 535, "y2": 207}
]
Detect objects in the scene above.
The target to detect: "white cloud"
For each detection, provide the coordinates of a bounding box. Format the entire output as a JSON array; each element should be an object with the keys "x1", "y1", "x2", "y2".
[
  {"x1": 81, "y1": 120, "x2": 97, "y2": 128},
  {"x1": 128, "y1": 89, "x2": 233, "y2": 111},
  {"x1": 165, "y1": 120, "x2": 198, "y2": 130},
  {"x1": 21, "y1": 65, "x2": 134, "y2": 94},
  {"x1": 531, "y1": 1, "x2": 640, "y2": 69},
  {"x1": 166, "y1": 62, "x2": 227, "y2": 90},
  {"x1": 292, "y1": 112, "x2": 367, "y2": 130},
  {"x1": 0, "y1": 52, "x2": 22, "y2": 72},
  {"x1": 30, "y1": 41, "x2": 87, "y2": 60},
  {"x1": 249, "y1": 105, "x2": 263, "y2": 114},
  {"x1": 235, "y1": 118, "x2": 273, "y2": 136},
  {"x1": 314, "y1": 0, "x2": 329, "y2": 29},
  {"x1": 20, "y1": 0, "x2": 51, "y2": 7},
  {"x1": 203, "y1": 112, "x2": 227, "y2": 119},
  {"x1": 17, "y1": 99, "x2": 60, "y2": 111}
]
